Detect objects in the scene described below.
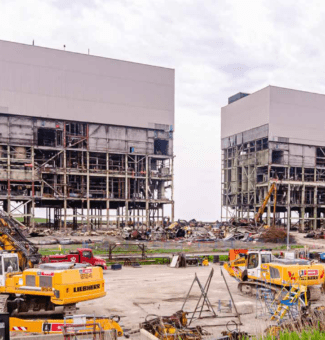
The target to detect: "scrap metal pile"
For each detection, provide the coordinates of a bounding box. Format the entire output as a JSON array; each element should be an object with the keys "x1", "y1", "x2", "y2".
[
  {"x1": 305, "y1": 228, "x2": 325, "y2": 239},
  {"x1": 140, "y1": 311, "x2": 210, "y2": 340}
]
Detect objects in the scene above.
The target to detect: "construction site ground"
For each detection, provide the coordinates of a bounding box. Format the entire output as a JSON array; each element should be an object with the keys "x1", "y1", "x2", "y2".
[
  {"x1": 49, "y1": 263, "x2": 323, "y2": 339},
  {"x1": 10, "y1": 231, "x2": 325, "y2": 338}
]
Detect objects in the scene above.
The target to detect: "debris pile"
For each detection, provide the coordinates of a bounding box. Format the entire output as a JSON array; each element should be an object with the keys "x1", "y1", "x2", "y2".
[
  {"x1": 140, "y1": 311, "x2": 210, "y2": 340},
  {"x1": 259, "y1": 227, "x2": 290, "y2": 243},
  {"x1": 120, "y1": 218, "x2": 290, "y2": 243},
  {"x1": 25, "y1": 217, "x2": 292, "y2": 245},
  {"x1": 305, "y1": 228, "x2": 325, "y2": 239}
]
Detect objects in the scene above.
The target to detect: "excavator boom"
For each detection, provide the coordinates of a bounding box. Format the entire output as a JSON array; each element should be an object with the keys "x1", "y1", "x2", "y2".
[
  {"x1": 0, "y1": 211, "x2": 41, "y2": 269},
  {"x1": 255, "y1": 182, "x2": 277, "y2": 226}
]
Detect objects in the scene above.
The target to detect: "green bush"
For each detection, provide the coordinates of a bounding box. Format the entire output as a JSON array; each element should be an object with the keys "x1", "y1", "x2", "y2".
[{"x1": 219, "y1": 255, "x2": 229, "y2": 261}]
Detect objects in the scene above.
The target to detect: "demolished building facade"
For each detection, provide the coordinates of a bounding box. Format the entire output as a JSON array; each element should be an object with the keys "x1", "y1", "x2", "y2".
[
  {"x1": 221, "y1": 86, "x2": 325, "y2": 230},
  {"x1": 0, "y1": 40, "x2": 175, "y2": 229}
]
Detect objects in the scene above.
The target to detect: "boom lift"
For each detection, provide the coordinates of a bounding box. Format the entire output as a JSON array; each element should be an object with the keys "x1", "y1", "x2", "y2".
[
  {"x1": 255, "y1": 182, "x2": 277, "y2": 227},
  {"x1": 224, "y1": 249, "x2": 323, "y2": 301}
]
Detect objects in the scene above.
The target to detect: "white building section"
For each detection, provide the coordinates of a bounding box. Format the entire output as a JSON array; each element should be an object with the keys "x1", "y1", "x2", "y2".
[{"x1": 0, "y1": 40, "x2": 174, "y2": 130}]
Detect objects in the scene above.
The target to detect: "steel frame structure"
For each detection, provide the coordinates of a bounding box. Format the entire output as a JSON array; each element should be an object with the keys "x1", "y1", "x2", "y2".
[
  {"x1": 0, "y1": 114, "x2": 174, "y2": 230},
  {"x1": 221, "y1": 127, "x2": 325, "y2": 230}
]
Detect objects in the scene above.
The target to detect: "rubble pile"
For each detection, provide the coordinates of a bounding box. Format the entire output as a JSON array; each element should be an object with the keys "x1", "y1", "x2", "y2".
[
  {"x1": 121, "y1": 218, "x2": 289, "y2": 243},
  {"x1": 305, "y1": 228, "x2": 325, "y2": 239},
  {"x1": 25, "y1": 218, "x2": 292, "y2": 244},
  {"x1": 259, "y1": 226, "x2": 289, "y2": 243}
]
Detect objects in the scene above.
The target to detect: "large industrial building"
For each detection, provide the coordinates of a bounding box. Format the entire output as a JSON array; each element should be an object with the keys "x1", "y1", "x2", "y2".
[
  {"x1": 221, "y1": 86, "x2": 325, "y2": 230},
  {"x1": 0, "y1": 40, "x2": 174, "y2": 229}
]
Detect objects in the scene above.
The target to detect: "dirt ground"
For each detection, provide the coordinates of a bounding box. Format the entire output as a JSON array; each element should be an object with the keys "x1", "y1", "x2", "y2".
[{"x1": 76, "y1": 264, "x2": 284, "y2": 339}]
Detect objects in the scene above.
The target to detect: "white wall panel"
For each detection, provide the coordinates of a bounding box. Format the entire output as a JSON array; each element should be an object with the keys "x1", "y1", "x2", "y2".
[
  {"x1": 0, "y1": 40, "x2": 174, "y2": 129},
  {"x1": 221, "y1": 87, "x2": 270, "y2": 138},
  {"x1": 269, "y1": 87, "x2": 325, "y2": 147}
]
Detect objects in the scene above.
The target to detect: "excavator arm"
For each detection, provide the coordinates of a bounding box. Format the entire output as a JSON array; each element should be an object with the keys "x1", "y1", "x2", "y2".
[
  {"x1": 255, "y1": 182, "x2": 277, "y2": 226},
  {"x1": 0, "y1": 211, "x2": 41, "y2": 270},
  {"x1": 223, "y1": 251, "x2": 248, "y2": 281}
]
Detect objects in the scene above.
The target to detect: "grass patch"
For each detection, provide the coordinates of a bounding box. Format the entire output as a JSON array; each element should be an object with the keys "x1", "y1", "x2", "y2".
[
  {"x1": 262, "y1": 329, "x2": 325, "y2": 340},
  {"x1": 16, "y1": 217, "x2": 47, "y2": 223}
]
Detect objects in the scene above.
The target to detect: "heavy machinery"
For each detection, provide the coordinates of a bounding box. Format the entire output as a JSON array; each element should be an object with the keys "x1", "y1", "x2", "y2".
[
  {"x1": 0, "y1": 212, "x2": 124, "y2": 336},
  {"x1": 42, "y1": 248, "x2": 107, "y2": 269},
  {"x1": 255, "y1": 182, "x2": 277, "y2": 226},
  {"x1": 224, "y1": 249, "x2": 324, "y2": 301},
  {"x1": 0, "y1": 212, "x2": 107, "y2": 316},
  {"x1": 0, "y1": 251, "x2": 106, "y2": 315},
  {"x1": 10, "y1": 315, "x2": 123, "y2": 336},
  {"x1": 0, "y1": 211, "x2": 41, "y2": 270}
]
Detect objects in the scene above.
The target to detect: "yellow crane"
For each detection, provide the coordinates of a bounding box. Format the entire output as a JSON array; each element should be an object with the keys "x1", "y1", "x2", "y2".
[{"x1": 255, "y1": 182, "x2": 277, "y2": 227}]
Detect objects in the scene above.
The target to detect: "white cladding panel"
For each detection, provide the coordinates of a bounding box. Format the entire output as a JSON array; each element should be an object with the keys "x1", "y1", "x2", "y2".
[
  {"x1": 221, "y1": 87, "x2": 270, "y2": 139},
  {"x1": 269, "y1": 87, "x2": 325, "y2": 146},
  {"x1": 0, "y1": 40, "x2": 174, "y2": 129}
]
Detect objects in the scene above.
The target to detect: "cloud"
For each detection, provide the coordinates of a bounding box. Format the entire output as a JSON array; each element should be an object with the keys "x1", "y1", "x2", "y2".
[{"x1": 1, "y1": 0, "x2": 325, "y2": 220}]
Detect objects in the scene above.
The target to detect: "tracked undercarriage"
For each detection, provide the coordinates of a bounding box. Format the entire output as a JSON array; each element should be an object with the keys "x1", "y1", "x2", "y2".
[
  {"x1": 238, "y1": 280, "x2": 322, "y2": 302},
  {"x1": 3, "y1": 294, "x2": 77, "y2": 316}
]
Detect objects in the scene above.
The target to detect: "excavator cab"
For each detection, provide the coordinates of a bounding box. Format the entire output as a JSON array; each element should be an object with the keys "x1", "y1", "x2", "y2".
[
  {"x1": 247, "y1": 251, "x2": 272, "y2": 279},
  {"x1": 0, "y1": 252, "x2": 19, "y2": 286}
]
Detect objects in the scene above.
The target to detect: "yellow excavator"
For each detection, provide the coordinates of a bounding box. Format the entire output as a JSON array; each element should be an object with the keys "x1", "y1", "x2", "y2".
[
  {"x1": 255, "y1": 182, "x2": 277, "y2": 226},
  {"x1": 224, "y1": 249, "x2": 323, "y2": 301},
  {"x1": 0, "y1": 253, "x2": 106, "y2": 315},
  {"x1": 0, "y1": 211, "x2": 106, "y2": 315},
  {"x1": 0, "y1": 211, "x2": 124, "y2": 336}
]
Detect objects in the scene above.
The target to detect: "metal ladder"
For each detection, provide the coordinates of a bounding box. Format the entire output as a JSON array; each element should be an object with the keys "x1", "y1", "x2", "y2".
[{"x1": 270, "y1": 285, "x2": 304, "y2": 324}]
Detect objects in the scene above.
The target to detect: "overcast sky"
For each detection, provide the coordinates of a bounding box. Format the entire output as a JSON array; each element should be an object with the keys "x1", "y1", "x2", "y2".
[{"x1": 1, "y1": 0, "x2": 325, "y2": 221}]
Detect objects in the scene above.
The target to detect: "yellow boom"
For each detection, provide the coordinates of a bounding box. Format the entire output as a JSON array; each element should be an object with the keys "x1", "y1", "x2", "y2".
[{"x1": 255, "y1": 182, "x2": 277, "y2": 226}]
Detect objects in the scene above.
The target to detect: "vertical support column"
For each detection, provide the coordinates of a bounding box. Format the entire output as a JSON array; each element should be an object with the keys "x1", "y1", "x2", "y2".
[
  {"x1": 267, "y1": 165, "x2": 271, "y2": 226},
  {"x1": 73, "y1": 207, "x2": 77, "y2": 230},
  {"x1": 7, "y1": 144, "x2": 10, "y2": 218},
  {"x1": 31, "y1": 146, "x2": 35, "y2": 228},
  {"x1": 26, "y1": 202, "x2": 32, "y2": 227},
  {"x1": 287, "y1": 183, "x2": 291, "y2": 250},
  {"x1": 145, "y1": 155, "x2": 149, "y2": 226},
  {"x1": 301, "y1": 185, "x2": 305, "y2": 231},
  {"x1": 314, "y1": 186, "x2": 318, "y2": 230},
  {"x1": 253, "y1": 177, "x2": 257, "y2": 221},
  {"x1": 87, "y1": 150, "x2": 90, "y2": 231},
  {"x1": 63, "y1": 146, "x2": 67, "y2": 232},
  {"x1": 240, "y1": 165, "x2": 244, "y2": 220},
  {"x1": 125, "y1": 154, "x2": 128, "y2": 225},
  {"x1": 106, "y1": 152, "x2": 110, "y2": 227},
  {"x1": 221, "y1": 149, "x2": 224, "y2": 222},
  {"x1": 301, "y1": 164, "x2": 305, "y2": 231},
  {"x1": 24, "y1": 204, "x2": 27, "y2": 226},
  {"x1": 171, "y1": 156, "x2": 174, "y2": 222}
]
